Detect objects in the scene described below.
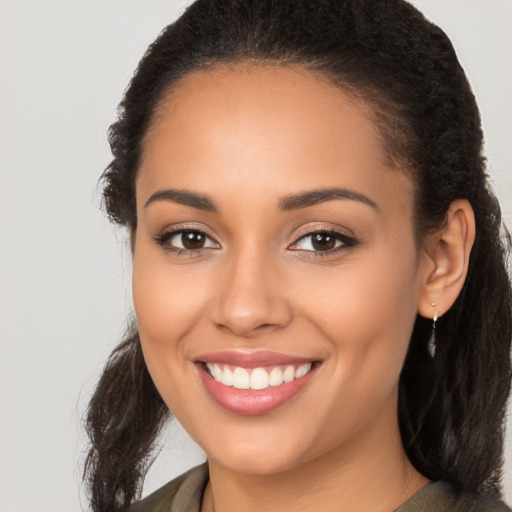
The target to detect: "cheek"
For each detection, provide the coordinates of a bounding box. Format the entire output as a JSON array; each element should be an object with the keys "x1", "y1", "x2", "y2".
[
  {"x1": 131, "y1": 243, "x2": 209, "y2": 388},
  {"x1": 294, "y1": 250, "x2": 420, "y2": 440},
  {"x1": 295, "y1": 247, "x2": 420, "y2": 377},
  {"x1": 133, "y1": 264, "x2": 202, "y2": 343},
  {"x1": 132, "y1": 230, "x2": 214, "y2": 335}
]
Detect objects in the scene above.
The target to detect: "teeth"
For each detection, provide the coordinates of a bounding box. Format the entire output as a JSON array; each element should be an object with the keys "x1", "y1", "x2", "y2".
[
  {"x1": 221, "y1": 367, "x2": 233, "y2": 386},
  {"x1": 206, "y1": 362, "x2": 313, "y2": 390},
  {"x1": 212, "y1": 364, "x2": 223, "y2": 381},
  {"x1": 250, "y1": 368, "x2": 269, "y2": 390},
  {"x1": 283, "y1": 365, "x2": 295, "y2": 383},
  {"x1": 269, "y1": 367, "x2": 284, "y2": 386},
  {"x1": 232, "y1": 367, "x2": 250, "y2": 389},
  {"x1": 295, "y1": 363, "x2": 312, "y2": 378}
]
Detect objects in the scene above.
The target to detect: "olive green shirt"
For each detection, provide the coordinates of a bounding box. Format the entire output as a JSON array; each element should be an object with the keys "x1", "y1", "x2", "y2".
[{"x1": 130, "y1": 464, "x2": 510, "y2": 512}]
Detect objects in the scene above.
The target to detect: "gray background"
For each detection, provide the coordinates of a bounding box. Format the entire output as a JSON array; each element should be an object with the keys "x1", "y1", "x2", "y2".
[{"x1": 0, "y1": 1, "x2": 510, "y2": 511}]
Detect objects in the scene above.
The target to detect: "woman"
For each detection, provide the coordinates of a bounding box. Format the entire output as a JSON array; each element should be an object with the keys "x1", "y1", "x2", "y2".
[{"x1": 84, "y1": 0, "x2": 512, "y2": 511}]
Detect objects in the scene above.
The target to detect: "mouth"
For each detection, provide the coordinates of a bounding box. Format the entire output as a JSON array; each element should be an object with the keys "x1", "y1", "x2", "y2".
[
  {"x1": 195, "y1": 351, "x2": 321, "y2": 415},
  {"x1": 205, "y1": 362, "x2": 314, "y2": 390}
]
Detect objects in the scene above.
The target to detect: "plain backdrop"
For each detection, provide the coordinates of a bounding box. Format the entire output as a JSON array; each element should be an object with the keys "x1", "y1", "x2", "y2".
[{"x1": 0, "y1": 1, "x2": 511, "y2": 511}]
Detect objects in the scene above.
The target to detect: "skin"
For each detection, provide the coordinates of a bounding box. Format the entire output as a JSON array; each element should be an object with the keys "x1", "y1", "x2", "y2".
[{"x1": 132, "y1": 65, "x2": 475, "y2": 512}]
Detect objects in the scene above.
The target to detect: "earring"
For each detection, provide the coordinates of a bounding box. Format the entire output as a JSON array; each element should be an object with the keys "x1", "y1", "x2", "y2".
[{"x1": 428, "y1": 302, "x2": 438, "y2": 358}]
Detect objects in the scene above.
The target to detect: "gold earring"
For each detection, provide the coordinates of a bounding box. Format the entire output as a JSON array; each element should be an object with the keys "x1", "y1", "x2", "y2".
[{"x1": 428, "y1": 302, "x2": 438, "y2": 358}]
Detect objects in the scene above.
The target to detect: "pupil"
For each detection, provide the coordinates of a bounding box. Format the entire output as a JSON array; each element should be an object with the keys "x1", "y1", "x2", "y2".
[
  {"x1": 182, "y1": 231, "x2": 205, "y2": 250},
  {"x1": 312, "y1": 233, "x2": 335, "y2": 251}
]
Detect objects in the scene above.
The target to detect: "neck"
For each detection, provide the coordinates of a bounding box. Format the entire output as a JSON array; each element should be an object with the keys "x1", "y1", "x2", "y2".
[{"x1": 201, "y1": 413, "x2": 428, "y2": 512}]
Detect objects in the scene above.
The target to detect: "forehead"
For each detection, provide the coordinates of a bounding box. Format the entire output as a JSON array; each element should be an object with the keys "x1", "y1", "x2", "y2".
[{"x1": 137, "y1": 64, "x2": 413, "y2": 212}]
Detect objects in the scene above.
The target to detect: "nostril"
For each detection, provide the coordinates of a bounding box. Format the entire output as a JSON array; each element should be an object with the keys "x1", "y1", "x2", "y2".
[
  {"x1": 210, "y1": 280, "x2": 293, "y2": 336},
  {"x1": 215, "y1": 320, "x2": 285, "y2": 338}
]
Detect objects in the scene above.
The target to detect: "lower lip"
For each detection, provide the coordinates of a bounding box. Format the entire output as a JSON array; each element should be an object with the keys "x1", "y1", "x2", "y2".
[{"x1": 197, "y1": 363, "x2": 317, "y2": 416}]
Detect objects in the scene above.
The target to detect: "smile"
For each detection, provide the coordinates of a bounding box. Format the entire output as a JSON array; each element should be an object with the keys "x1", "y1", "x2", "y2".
[
  {"x1": 196, "y1": 351, "x2": 320, "y2": 415},
  {"x1": 206, "y1": 362, "x2": 313, "y2": 390}
]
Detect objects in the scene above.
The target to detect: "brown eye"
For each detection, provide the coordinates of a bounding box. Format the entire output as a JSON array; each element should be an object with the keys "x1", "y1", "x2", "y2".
[
  {"x1": 156, "y1": 229, "x2": 219, "y2": 252},
  {"x1": 311, "y1": 232, "x2": 336, "y2": 251},
  {"x1": 289, "y1": 229, "x2": 356, "y2": 254},
  {"x1": 181, "y1": 230, "x2": 206, "y2": 249}
]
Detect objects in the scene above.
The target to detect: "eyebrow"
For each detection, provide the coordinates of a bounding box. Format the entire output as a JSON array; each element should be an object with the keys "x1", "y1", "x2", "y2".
[
  {"x1": 144, "y1": 186, "x2": 378, "y2": 213},
  {"x1": 278, "y1": 187, "x2": 379, "y2": 211},
  {"x1": 144, "y1": 189, "x2": 219, "y2": 212}
]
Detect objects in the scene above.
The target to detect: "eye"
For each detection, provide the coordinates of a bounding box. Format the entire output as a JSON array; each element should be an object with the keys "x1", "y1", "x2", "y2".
[
  {"x1": 156, "y1": 229, "x2": 219, "y2": 252},
  {"x1": 289, "y1": 229, "x2": 356, "y2": 253}
]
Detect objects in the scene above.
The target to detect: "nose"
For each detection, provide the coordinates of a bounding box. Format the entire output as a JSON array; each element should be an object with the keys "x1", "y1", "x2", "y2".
[{"x1": 210, "y1": 248, "x2": 293, "y2": 338}]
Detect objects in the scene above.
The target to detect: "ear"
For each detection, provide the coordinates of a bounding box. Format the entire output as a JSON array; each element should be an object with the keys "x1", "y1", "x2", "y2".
[{"x1": 417, "y1": 199, "x2": 476, "y2": 319}]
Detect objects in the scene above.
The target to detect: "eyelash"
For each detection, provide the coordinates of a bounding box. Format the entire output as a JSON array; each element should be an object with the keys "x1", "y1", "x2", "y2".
[
  {"x1": 154, "y1": 227, "x2": 358, "y2": 258},
  {"x1": 290, "y1": 229, "x2": 358, "y2": 258},
  {"x1": 155, "y1": 228, "x2": 219, "y2": 257}
]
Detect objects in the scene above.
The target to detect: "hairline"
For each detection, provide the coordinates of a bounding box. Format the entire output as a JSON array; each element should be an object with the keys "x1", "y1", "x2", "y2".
[{"x1": 137, "y1": 58, "x2": 426, "y2": 245}]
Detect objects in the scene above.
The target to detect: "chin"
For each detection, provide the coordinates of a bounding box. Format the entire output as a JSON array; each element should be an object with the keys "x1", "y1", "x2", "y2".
[
  {"x1": 208, "y1": 444, "x2": 307, "y2": 476},
  {"x1": 187, "y1": 413, "x2": 324, "y2": 477}
]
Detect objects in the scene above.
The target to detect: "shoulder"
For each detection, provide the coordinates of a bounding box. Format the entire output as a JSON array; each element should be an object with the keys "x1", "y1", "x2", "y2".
[
  {"x1": 129, "y1": 463, "x2": 209, "y2": 512},
  {"x1": 395, "y1": 481, "x2": 510, "y2": 512}
]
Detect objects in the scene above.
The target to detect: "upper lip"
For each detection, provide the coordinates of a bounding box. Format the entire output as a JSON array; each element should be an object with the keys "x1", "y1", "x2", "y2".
[{"x1": 195, "y1": 350, "x2": 317, "y2": 368}]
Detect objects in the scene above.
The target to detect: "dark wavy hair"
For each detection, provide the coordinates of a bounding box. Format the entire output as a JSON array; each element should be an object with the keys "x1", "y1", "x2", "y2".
[{"x1": 83, "y1": 1, "x2": 512, "y2": 511}]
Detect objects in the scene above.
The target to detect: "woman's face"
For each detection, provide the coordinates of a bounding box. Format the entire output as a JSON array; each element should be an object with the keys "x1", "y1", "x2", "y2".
[{"x1": 133, "y1": 66, "x2": 431, "y2": 475}]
